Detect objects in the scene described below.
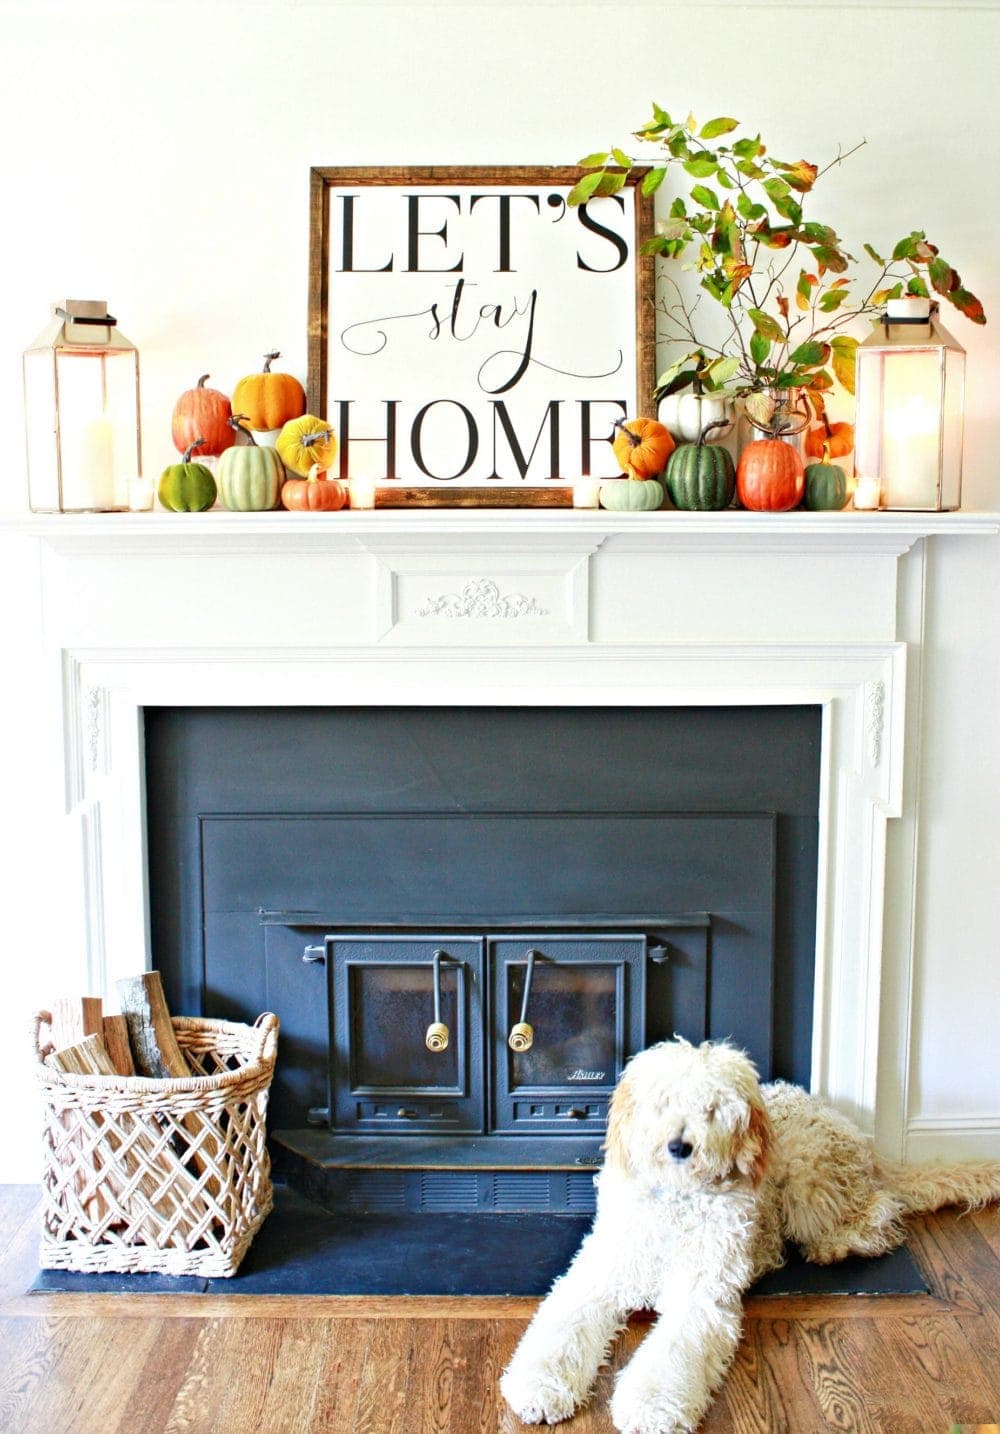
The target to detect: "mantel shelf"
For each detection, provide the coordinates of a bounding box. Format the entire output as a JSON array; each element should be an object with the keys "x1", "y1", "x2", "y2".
[{"x1": 3, "y1": 507, "x2": 998, "y2": 559}]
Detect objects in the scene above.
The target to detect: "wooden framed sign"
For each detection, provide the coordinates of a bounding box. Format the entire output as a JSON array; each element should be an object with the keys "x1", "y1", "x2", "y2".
[{"x1": 308, "y1": 166, "x2": 655, "y2": 486}]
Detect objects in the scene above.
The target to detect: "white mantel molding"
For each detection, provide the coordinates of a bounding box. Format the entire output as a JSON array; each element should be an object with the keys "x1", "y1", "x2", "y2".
[
  {"x1": 6, "y1": 508, "x2": 999, "y2": 559},
  {"x1": 8, "y1": 507, "x2": 997, "y2": 1157}
]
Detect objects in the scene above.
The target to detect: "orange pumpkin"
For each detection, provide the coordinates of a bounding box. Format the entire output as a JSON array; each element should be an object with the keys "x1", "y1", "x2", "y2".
[
  {"x1": 611, "y1": 417, "x2": 675, "y2": 479},
  {"x1": 232, "y1": 351, "x2": 307, "y2": 431},
  {"x1": 281, "y1": 463, "x2": 347, "y2": 512},
  {"x1": 804, "y1": 418, "x2": 854, "y2": 462},
  {"x1": 171, "y1": 374, "x2": 236, "y2": 456},
  {"x1": 736, "y1": 439, "x2": 805, "y2": 511}
]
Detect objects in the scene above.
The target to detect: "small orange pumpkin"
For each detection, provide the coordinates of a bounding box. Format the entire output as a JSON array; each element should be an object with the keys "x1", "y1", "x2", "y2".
[
  {"x1": 281, "y1": 463, "x2": 347, "y2": 512},
  {"x1": 611, "y1": 417, "x2": 675, "y2": 479},
  {"x1": 804, "y1": 417, "x2": 854, "y2": 462},
  {"x1": 736, "y1": 439, "x2": 805, "y2": 512},
  {"x1": 171, "y1": 374, "x2": 236, "y2": 456},
  {"x1": 232, "y1": 351, "x2": 307, "y2": 431}
]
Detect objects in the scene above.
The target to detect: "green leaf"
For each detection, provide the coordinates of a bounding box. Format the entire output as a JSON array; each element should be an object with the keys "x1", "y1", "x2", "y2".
[
  {"x1": 928, "y1": 256, "x2": 958, "y2": 294},
  {"x1": 812, "y1": 245, "x2": 849, "y2": 274},
  {"x1": 863, "y1": 242, "x2": 885, "y2": 266},
  {"x1": 796, "y1": 270, "x2": 817, "y2": 309},
  {"x1": 703, "y1": 355, "x2": 741, "y2": 388},
  {"x1": 699, "y1": 116, "x2": 740, "y2": 139},
  {"x1": 747, "y1": 308, "x2": 785, "y2": 341},
  {"x1": 578, "y1": 152, "x2": 610, "y2": 169},
  {"x1": 750, "y1": 331, "x2": 772, "y2": 367},
  {"x1": 737, "y1": 194, "x2": 766, "y2": 222},
  {"x1": 668, "y1": 132, "x2": 692, "y2": 159},
  {"x1": 906, "y1": 275, "x2": 930, "y2": 298},
  {"x1": 949, "y1": 287, "x2": 987, "y2": 324},
  {"x1": 716, "y1": 171, "x2": 735, "y2": 190},
  {"x1": 773, "y1": 159, "x2": 818, "y2": 192},
  {"x1": 736, "y1": 159, "x2": 767, "y2": 181},
  {"x1": 763, "y1": 176, "x2": 791, "y2": 202},
  {"x1": 642, "y1": 166, "x2": 667, "y2": 196},
  {"x1": 892, "y1": 233, "x2": 922, "y2": 262},
  {"x1": 595, "y1": 170, "x2": 627, "y2": 197},
  {"x1": 732, "y1": 135, "x2": 763, "y2": 160},
  {"x1": 690, "y1": 184, "x2": 720, "y2": 211},
  {"x1": 830, "y1": 335, "x2": 859, "y2": 394},
  {"x1": 669, "y1": 195, "x2": 687, "y2": 218},
  {"x1": 818, "y1": 288, "x2": 850, "y2": 312},
  {"x1": 788, "y1": 340, "x2": 830, "y2": 368},
  {"x1": 611, "y1": 147, "x2": 632, "y2": 170},
  {"x1": 567, "y1": 171, "x2": 604, "y2": 206},
  {"x1": 683, "y1": 155, "x2": 718, "y2": 178},
  {"x1": 654, "y1": 365, "x2": 700, "y2": 398}
]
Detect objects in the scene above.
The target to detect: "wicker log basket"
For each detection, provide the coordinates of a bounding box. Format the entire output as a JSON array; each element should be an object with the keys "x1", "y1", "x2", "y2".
[{"x1": 34, "y1": 1010, "x2": 279, "y2": 1277}]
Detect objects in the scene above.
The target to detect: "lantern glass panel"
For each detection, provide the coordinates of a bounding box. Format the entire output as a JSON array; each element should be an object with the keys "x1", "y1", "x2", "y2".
[
  {"x1": 23, "y1": 348, "x2": 59, "y2": 512},
  {"x1": 53, "y1": 347, "x2": 138, "y2": 512}
]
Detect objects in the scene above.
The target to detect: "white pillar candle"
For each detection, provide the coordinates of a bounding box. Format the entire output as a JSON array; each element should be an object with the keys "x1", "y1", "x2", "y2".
[
  {"x1": 853, "y1": 477, "x2": 882, "y2": 511},
  {"x1": 348, "y1": 474, "x2": 377, "y2": 509},
  {"x1": 65, "y1": 416, "x2": 116, "y2": 510},
  {"x1": 127, "y1": 476, "x2": 155, "y2": 511},
  {"x1": 573, "y1": 479, "x2": 601, "y2": 509}
]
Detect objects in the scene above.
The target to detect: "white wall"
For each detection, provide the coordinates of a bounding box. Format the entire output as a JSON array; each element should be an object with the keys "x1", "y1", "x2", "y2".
[{"x1": 1, "y1": 0, "x2": 998, "y2": 1179}]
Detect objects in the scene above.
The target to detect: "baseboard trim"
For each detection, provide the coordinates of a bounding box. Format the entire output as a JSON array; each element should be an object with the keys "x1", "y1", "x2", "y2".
[{"x1": 905, "y1": 1115, "x2": 1000, "y2": 1163}]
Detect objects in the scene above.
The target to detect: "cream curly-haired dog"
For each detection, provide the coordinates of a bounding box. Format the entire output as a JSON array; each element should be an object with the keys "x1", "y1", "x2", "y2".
[{"x1": 501, "y1": 1037, "x2": 1000, "y2": 1434}]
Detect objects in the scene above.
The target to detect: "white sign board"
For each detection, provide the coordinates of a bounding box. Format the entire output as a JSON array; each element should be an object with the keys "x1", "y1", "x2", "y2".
[{"x1": 309, "y1": 168, "x2": 654, "y2": 485}]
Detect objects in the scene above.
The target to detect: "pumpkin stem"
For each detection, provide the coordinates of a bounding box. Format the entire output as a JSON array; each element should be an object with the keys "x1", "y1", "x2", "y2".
[
  {"x1": 182, "y1": 438, "x2": 206, "y2": 463},
  {"x1": 307, "y1": 463, "x2": 325, "y2": 482},
  {"x1": 262, "y1": 351, "x2": 280, "y2": 373},
  {"x1": 611, "y1": 418, "x2": 641, "y2": 448},
  {"x1": 228, "y1": 414, "x2": 257, "y2": 444},
  {"x1": 305, "y1": 428, "x2": 336, "y2": 446},
  {"x1": 698, "y1": 418, "x2": 730, "y2": 447},
  {"x1": 196, "y1": 374, "x2": 210, "y2": 389}
]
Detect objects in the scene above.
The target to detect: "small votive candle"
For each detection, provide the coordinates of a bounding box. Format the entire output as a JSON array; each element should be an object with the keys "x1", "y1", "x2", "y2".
[
  {"x1": 573, "y1": 478, "x2": 601, "y2": 509},
  {"x1": 853, "y1": 477, "x2": 882, "y2": 511},
  {"x1": 348, "y1": 474, "x2": 377, "y2": 510},
  {"x1": 127, "y1": 476, "x2": 155, "y2": 512}
]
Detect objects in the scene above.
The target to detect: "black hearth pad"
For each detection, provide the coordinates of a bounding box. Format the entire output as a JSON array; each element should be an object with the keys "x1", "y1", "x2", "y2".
[{"x1": 31, "y1": 1186, "x2": 929, "y2": 1298}]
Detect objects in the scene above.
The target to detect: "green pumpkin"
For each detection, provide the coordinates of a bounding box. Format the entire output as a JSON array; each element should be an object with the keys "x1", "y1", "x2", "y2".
[
  {"x1": 599, "y1": 477, "x2": 664, "y2": 512},
  {"x1": 218, "y1": 441, "x2": 285, "y2": 511},
  {"x1": 158, "y1": 441, "x2": 217, "y2": 512},
  {"x1": 804, "y1": 461, "x2": 850, "y2": 512},
  {"x1": 664, "y1": 425, "x2": 736, "y2": 511}
]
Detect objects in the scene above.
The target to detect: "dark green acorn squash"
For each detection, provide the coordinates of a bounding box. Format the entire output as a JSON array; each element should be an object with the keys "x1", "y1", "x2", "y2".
[{"x1": 664, "y1": 421, "x2": 736, "y2": 511}]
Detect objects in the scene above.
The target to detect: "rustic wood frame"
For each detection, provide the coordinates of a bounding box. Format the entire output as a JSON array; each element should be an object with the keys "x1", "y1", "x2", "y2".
[{"x1": 307, "y1": 165, "x2": 656, "y2": 489}]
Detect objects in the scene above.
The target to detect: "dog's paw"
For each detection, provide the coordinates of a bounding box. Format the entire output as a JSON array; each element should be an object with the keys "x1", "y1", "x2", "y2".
[
  {"x1": 500, "y1": 1365, "x2": 578, "y2": 1425},
  {"x1": 610, "y1": 1383, "x2": 695, "y2": 1434}
]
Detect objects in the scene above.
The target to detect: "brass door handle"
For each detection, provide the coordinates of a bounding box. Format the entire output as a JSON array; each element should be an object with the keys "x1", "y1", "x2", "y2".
[
  {"x1": 425, "y1": 949, "x2": 450, "y2": 1052},
  {"x1": 508, "y1": 949, "x2": 539, "y2": 1052}
]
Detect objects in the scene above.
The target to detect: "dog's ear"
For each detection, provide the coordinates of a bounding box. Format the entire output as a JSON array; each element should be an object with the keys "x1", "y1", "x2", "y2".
[
  {"x1": 734, "y1": 1099, "x2": 772, "y2": 1187},
  {"x1": 602, "y1": 1070, "x2": 637, "y2": 1176}
]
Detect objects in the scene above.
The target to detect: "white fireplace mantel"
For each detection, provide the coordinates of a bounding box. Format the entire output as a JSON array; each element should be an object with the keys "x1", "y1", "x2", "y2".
[{"x1": 8, "y1": 507, "x2": 999, "y2": 1160}]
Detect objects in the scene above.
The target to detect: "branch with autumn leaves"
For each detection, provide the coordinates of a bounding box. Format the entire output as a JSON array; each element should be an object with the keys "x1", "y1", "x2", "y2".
[{"x1": 569, "y1": 106, "x2": 985, "y2": 454}]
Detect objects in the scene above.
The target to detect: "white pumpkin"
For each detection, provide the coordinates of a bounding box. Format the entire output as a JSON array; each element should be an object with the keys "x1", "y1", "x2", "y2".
[{"x1": 657, "y1": 391, "x2": 735, "y2": 444}]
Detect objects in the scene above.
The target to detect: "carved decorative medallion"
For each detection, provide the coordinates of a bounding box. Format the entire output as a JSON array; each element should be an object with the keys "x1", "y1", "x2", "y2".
[{"x1": 418, "y1": 578, "x2": 548, "y2": 619}]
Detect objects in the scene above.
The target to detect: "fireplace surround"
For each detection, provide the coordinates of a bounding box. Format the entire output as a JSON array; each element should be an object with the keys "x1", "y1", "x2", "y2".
[
  {"x1": 16, "y1": 505, "x2": 999, "y2": 1185},
  {"x1": 142, "y1": 703, "x2": 821, "y2": 1209}
]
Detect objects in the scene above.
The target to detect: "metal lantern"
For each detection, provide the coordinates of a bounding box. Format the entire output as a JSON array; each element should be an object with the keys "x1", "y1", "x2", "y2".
[
  {"x1": 23, "y1": 300, "x2": 141, "y2": 512},
  {"x1": 854, "y1": 298, "x2": 965, "y2": 511}
]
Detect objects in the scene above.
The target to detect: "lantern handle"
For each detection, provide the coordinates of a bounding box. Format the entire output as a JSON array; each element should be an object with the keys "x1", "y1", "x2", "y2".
[{"x1": 54, "y1": 307, "x2": 117, "y2": 326}]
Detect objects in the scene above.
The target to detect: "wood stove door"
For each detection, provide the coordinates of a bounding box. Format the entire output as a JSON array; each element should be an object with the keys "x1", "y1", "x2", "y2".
[
  {"x1": 490, "y1": 934, "x2": 645, "y2": 1135},
  {"x1": 330, "y1": 935, "x2": 485, "y2": 1133}
]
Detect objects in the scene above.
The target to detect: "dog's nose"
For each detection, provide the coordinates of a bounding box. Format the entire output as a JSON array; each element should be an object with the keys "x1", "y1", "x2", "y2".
[{"x1": 667, "y1": 1138, "x2": 694, "y2": 1160}]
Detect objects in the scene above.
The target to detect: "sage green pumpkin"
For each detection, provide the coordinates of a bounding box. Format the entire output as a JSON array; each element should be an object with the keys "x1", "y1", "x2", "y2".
[
  {"x1": 218, "y1": 442, "x2": 285, "y2": 511},
  {"x1": 158, "y1": 442, "x2": 217, "y2": 512},
  {"x1": 599, "y1": 477, "x2": 665, "y2": 512},
  {"x1": 665, "y1": 435, "x2": 736, "y2": 511},
  {"x1": 804, "y1": 461, "x2": 850, "y2": 512}
]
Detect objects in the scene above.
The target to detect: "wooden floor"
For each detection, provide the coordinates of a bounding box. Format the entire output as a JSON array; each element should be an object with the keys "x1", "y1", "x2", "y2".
[{"x1": 1, "y1": 1187, "x2": 998, "y2": 1432}]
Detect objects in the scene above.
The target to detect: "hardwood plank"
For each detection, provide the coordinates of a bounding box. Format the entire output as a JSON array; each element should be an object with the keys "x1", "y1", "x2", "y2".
[
  {"x1": 444, "y1": 1318, "x2": 499, "y2": 1434},
  {"x1": 355, "y1": 1316, "x2": 415, "y2": 1434},
  {"x1": 879, "y1": 1313, "x2": 1000, "y2": 1427},
  {"x1": 107, "y1": 1318, "x2": 201, "y2": 1433},
  {"x1": 703, "y1": 1316, "x2": 801, "y2": 1432},
  {"x1": 0, "y1": 1316, "x2": 62, "y2": 1430},
  {"x1": 306, "y1": 1318, "x2": 373, "y2": 1433}
]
